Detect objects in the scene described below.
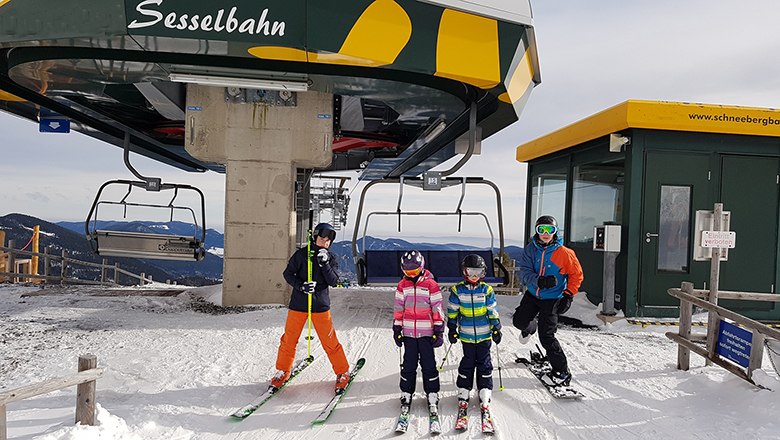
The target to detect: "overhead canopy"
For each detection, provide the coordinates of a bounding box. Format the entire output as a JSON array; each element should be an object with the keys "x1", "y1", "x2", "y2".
[
  {"x1": 0, "y1": 0, "x2": 540, "y2": 179},
  {"x1": 516, "y1": 100, "x2": 780, "y2": 162}
]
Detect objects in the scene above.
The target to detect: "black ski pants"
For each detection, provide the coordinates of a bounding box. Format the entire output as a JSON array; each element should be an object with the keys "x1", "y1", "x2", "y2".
[
  {"x1": 400, "y1": 337, "x2": 440, "y2": 394},
  {"x1": 456, "y1": 340, "x2": 493, "y2": 391},
  {"x1": 512, "y1": 292, "x2": 569, "y2": 374}
]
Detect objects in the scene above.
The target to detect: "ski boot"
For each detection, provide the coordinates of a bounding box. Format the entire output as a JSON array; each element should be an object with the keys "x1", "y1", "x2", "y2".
[
  {"x1": 334, "y1": 372, "x2": 350, "y2": 394},
  {"x1": 518, "y1": 319, "x2": 538, "y2": 344},
  {"x1": 270, "y1": 369, "x2": 290, "y2": 391}
]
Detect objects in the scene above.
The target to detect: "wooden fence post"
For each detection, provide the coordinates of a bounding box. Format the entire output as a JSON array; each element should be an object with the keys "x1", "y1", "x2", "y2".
[
  {"x1": 44, "y1": 247, "x2": 51, "y2": 282},
  {"x1": 114, "y1": 263, "x2": 119, "y2": 284},
  {"x1": 101, "y1": 258, "x2": 108, "y2": 283},
  {"x1": 0, "y1": 402, "x2": 6, "y2": 440},
  {"x1": 678, "y1": 282, "x2": 694, "y2": 371},
  {"x1": 75, "y1": 355, "x2": 97, "y2": 426},
  {"x1": 61, "y1": 249, "x2": 68, "y2": 284},
  {"x1": 7, "y1": 240, "x2": 15, "y2": 284},
  {"x1": 140, "y1": 273, "x2": 145, "y2": 286}
]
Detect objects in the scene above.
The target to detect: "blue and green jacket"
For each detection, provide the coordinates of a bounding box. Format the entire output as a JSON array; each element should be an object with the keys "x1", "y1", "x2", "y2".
[{"x1": 447, "y1": 281, "x2": 501, "y2": 344}]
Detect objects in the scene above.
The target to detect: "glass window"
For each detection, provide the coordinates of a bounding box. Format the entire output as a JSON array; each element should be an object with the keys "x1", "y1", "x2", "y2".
[
  {"x1": 529, "y1": 169, "x2": 567, "y2": 241},
  {"x1": 570, "y1": 162, "x2": 624, "y2": 244},
  {"x1": 658, "y1": 185, "x2": 691, "y2": 272}
]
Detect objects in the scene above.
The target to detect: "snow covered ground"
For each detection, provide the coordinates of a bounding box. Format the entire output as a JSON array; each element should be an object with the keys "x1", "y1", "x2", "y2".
[{"x1": 1, "y1": 283, "x2": 779, "y2": 440}]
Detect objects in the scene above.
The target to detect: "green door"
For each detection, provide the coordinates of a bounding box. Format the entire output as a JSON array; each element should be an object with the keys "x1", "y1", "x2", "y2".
[
  {"x1": 639, "y1": 151, "x2": 712, "y2": 316},
  {"x1": 719, "y1": 155, "x2": 779, "y2": 316}
]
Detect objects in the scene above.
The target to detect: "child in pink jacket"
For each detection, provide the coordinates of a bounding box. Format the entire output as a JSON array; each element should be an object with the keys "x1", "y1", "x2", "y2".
[{"x1": 393, "y1": 250, "x2": 445, "y2": 410}]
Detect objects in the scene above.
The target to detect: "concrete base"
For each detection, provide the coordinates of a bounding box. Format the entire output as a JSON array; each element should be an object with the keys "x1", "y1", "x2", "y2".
[
  {"x1": 597, "y1": 313, "x2": 625, "y2": 325},
  {"x1": 185, "y1": 86, "x2": 333, "y2": 305}
]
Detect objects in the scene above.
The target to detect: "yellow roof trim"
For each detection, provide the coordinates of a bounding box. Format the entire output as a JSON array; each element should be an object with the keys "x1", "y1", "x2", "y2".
[{"x1": 516, "y1": 100, "x2": 780, "y2": 162}]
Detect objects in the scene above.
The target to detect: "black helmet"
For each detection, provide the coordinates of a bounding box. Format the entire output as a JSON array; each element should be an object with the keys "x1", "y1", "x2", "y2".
[
  {"x1": 534, "y1": 215, "x2": 558, "y2": 246},
  {"x1": 400, "y1": 250, "x2": 425, "y2": 278},
  {"x1": 461, "y1": 254, "x2": 487, "y2": 284},
  {"x1": 313, "y1": 223, "x2": 336, "y2": 242}
]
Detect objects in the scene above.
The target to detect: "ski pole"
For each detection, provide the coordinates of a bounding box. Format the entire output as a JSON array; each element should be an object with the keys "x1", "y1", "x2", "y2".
[
  {"x1": 398, "y1": 345, "x2": 403, "y2": 370},
  {"x1": 438, "y1": 342, "x2": 453, "y2": 371},
  {"x1": 305, "y1": 217, "x2": 314, "y2": 360},
  {"x1": 495, "y1": 343, "x2": 504, "y2": 391}
]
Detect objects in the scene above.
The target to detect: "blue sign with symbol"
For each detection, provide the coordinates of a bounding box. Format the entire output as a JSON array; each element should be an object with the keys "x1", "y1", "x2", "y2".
[
  {"x1": 39, "y1": 118, "x2": 70, "y2": 133},
  {"x1": 717, "y1": 320, "x2": 752, "y2": 368}
]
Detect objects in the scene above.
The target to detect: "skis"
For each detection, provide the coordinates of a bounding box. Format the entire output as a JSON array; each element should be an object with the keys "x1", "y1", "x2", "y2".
[
  {"x1": 515, "y1": 347, "x2": 584, "y2": 400},
  {"x1": 454, "y1": 398, "x2": 468, "y2": 431},
  {"x1": 230, "y1": 355, "x2": 314, "y2": 420},
  {"x1": 480, "y1": 402, "x2": 495, "y2": 434},
  {"x1": 395, "y1": 397, "x2": 412, "y2": 433},
  {"x1": 311, "y1": 358, "x2": 366, "y2": 425},
  {"x1": 428, "y1": 395, "x2": 441, "y2": 435}
]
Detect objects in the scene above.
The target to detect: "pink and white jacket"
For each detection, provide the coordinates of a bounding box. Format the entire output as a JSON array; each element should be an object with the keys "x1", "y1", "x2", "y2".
[{"x1": 393, "y1": 270, "x2": 445, "y2": 338}]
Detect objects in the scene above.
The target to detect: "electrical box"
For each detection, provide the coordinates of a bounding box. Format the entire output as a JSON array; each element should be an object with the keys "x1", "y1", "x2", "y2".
[{"x1": 593, "y1": 225, "x2": 621, "y2": 252}]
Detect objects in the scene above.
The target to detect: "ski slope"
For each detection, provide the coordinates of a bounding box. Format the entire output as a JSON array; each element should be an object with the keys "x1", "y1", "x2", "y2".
[{"x1": 1, "y1": 284, "x2": 779, "y2": 439}]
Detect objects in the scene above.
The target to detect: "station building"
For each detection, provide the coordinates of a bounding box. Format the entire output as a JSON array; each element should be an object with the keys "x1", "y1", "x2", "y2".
[{"x1": 516, "y1": 100, "x2": 780, "y2": 319}]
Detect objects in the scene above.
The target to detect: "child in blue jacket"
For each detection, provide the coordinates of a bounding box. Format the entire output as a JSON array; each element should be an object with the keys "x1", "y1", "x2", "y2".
[{"x1": 447, "y1": 254, "x2": 502, "y2": 409}]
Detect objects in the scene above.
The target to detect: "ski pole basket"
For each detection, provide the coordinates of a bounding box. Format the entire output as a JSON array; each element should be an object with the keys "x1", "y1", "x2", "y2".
[{"x1": 85, "y1": 179, "x2": 207, "y2": 261}]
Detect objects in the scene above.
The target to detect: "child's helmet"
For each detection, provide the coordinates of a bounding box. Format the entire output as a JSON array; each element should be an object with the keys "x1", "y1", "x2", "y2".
[
  {"x1": 400, "y1": 250, "x2": 425, "y2": 278},
  {"x1": 462, "y1": 254, "x2": 487, "y2": 284}
]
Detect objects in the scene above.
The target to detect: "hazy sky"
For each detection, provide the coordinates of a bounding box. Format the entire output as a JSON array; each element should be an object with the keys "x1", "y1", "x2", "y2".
[{"x1": 3, "y1": 0, "x2": 780, "y2": 247}]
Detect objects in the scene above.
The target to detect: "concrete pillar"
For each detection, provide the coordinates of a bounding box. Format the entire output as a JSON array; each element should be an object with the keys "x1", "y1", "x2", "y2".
[{"x1": 185, "y1": 86, "x2": 332, "y2": 305}]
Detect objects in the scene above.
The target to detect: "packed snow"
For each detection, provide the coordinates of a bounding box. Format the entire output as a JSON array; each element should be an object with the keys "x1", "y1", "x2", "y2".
[{"x1": 1, "y1": 283, "x2": 779, "y2": 439}]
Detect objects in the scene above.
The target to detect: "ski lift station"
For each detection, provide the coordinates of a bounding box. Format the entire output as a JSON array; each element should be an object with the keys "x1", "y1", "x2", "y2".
[
  {"x1": 0, "y1": 1, "x2": 540, "y2": 305},
  {"x1": 517, "y1": 100, "x2": 780, "y2": 321}
]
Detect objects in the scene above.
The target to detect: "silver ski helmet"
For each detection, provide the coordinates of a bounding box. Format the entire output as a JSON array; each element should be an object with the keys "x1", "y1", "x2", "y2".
[{"x1": 400, "y1": 250, "x2": 425, "y2": 278}]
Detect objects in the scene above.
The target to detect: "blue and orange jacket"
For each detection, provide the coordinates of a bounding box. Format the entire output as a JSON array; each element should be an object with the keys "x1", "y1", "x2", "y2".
[
  {"x1": 519, "y1": 237, "x2": 584, "y2": 300},
  {"x1": 447, "y1": 281, "x2": 501, "y2": 344}
]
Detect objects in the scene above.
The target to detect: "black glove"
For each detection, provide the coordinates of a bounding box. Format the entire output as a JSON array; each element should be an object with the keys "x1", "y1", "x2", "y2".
[
  {"x1": 556, "y1": 290, "x2": 574, "y2": 315},
  {"x1": 538, "y1": 275, "x2": 558, "y2": 289},
  {"x1": 317, "y1": 249, "x2": 330, "y2": 267},
  {"x1": 448, "y1": 327, "x2": 459, "y2": 344},
  {"x1": 302, "y1": 281, "x2": 317, "y2": 295},
  {"x1": 491, "y1": 328, "x2": 502, "y2": 344},
  {"x1": 393, "y1": 325, "x2": 404, "y2": 347},
  {"x1": 432, "y1": 332, "x2": 444, "y2": 348}
]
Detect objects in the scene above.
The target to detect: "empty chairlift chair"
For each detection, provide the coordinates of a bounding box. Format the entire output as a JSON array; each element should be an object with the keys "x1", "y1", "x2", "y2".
[{"x1": 85, "y1": 180, "x2": 207, "y2": 261}]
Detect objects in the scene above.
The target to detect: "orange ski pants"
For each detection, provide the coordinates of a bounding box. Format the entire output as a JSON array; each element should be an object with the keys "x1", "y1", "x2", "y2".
[{"x1": 275, "y1": 309, "x2": 349, "y2": 375}]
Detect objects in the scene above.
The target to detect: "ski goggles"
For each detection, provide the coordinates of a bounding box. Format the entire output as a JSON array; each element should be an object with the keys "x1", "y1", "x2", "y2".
[
  {"x1": 402, "y1": 267, "x2": 423, "y2": 278},
  {"x1": 535, "y1": 224, "x2": 557, "y2": 235},
  {"x1": 464, "y1": 267, "x2": 486, "y2": 279},
  {"x1": 313, "y1": 228, "x2": 336, "y2": 242}
]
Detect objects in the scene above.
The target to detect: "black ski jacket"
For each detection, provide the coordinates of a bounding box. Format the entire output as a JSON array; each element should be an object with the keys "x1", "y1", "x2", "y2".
[{"x1": 283, "y1": 244, "x2": 339, "y2": 313}]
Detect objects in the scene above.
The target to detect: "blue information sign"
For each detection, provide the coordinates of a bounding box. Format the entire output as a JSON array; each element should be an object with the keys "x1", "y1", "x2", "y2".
[
  {"x1": 716, "y1": 320, "x2": 752, "y2": 368},
  {"x1": 39, "y1": 118, "x2": 70, "y2": 133}
]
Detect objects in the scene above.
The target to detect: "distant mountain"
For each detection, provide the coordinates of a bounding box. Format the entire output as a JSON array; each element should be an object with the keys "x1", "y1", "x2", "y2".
[{"x1": 0, "y1": 214, "x2": 222, "y2": 286}]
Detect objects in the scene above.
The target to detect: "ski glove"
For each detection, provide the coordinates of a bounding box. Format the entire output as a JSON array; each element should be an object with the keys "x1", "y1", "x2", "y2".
[
  {"x1": 537, "y1": 275, "x2": 558, "y2": 289},
  {"x1": 491, "y1": 328, "x2": 502, "y2": 344},
  {"x1": 448, "y1": 327, "x2": 459, "y2": 344},
  {"x1": 302, "y1": 281, "x2": 317, "y2": 295},
  {"x1": 432, "y1": 332, "x2": 444, "y2": 348},
  {"x1": 556, "y1": 290, "x2": 574, "y2": 315},
  {"x1": 393, "y1": 325, "x2": 403, "y2": 347},
  {"x1": 317, "y1": 249, "x2": 330, "y2": 267}
]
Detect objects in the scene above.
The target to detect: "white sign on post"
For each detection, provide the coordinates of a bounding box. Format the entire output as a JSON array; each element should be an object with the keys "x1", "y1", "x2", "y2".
[{"x1": 701, "y1": 231, "x2": 736, "y2": 248}]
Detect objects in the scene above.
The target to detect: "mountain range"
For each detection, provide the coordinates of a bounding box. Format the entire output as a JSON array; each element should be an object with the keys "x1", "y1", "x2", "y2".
[{"x1": 0, "y1": 214, "x2": 523, "y2": 285}]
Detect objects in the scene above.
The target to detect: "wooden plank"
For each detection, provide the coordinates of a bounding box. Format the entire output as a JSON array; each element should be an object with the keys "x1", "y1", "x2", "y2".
[
  {"x1": 0, "y1": 369, "x2": 104, "y2": 405},
  {"x1": 677, "y1": 282, "x2": 694, "y2": 371}
]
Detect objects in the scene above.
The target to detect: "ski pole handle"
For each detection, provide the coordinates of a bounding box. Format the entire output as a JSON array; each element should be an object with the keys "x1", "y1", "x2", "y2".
[{"x1": 438, "y1": 342, "x2": 453, "y2": 371}]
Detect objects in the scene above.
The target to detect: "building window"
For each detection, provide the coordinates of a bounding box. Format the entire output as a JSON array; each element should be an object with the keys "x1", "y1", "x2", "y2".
[
  {"x1": 658, "y1": 185, "x2": 691, "y2": 272},
  {"x1": 570, "y1": 162, "x2": 624, "y2": 244},
  {"x1": 529, "y1": 168, "x2": 567, "y2": 241}
]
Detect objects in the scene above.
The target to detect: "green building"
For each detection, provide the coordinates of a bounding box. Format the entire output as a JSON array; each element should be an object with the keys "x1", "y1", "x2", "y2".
[{"x1": 516, "y1": 100, "x2": 780, "y2": 319}]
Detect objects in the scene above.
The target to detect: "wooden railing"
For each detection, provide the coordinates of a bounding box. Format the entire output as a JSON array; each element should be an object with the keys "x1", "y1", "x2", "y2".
[
  {"x1": 0, "y1": 355, "x2": 104, "y2": 440},
  {"x1": 666, "y1": 281, "x2": 780, "y2": 386},
  {"x1": 0, "y1": 240, "x2": 152, "y2": 286}
]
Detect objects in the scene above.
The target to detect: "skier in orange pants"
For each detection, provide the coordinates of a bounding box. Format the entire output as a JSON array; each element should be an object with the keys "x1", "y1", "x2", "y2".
[{"x1": 272, "y1": 223, "x2": 350, "y2": 394}]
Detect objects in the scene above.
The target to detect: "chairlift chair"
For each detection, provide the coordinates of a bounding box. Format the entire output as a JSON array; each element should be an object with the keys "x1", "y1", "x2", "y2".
[{"x1": 85, "y1": 179, "x2": 207, "y2": 261}]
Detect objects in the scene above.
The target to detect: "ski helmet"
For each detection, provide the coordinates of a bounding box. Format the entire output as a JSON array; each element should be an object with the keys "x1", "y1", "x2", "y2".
[
  {"x1": 313, "y1": 223, "x2": 336, "y2": 242},
  {"x1": 400, "y1": 250, "x2": 425, "y2": 278},
  {"x1": 534, "y1": 215, "x2": 558, "y2": 246},
  {"x1": 461, "y1": 254, "x2": 487, "y2": 284}
]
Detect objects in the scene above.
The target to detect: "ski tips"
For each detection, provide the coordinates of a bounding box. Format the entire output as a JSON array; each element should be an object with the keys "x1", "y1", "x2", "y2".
[{"x1": 355, "y1": 357, "x2": 366, "y2": 367}]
